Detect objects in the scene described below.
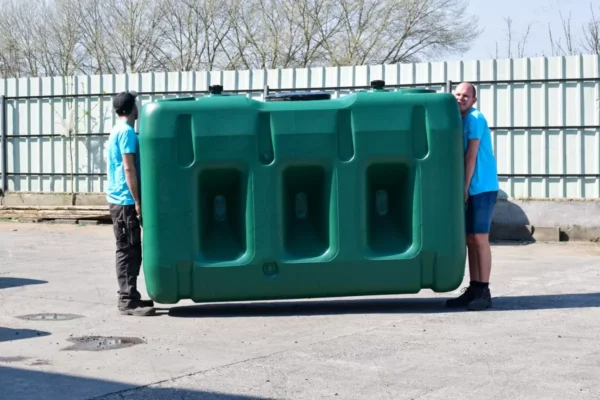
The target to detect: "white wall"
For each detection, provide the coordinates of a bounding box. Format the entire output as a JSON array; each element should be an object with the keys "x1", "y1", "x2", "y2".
[{"x1": 0, "y1": 55, "x2": 598, "y2": 199}]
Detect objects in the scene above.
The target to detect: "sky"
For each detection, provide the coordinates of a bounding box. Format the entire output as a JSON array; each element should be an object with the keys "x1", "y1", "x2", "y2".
[{"x1": 445, "y1": 0, "x2": 593, "y2": 62}]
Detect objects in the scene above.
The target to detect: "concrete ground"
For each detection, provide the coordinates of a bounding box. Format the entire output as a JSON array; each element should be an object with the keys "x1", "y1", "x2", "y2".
[{"x1": 0, "y1": 222, "x2": 599, "y2": 400}]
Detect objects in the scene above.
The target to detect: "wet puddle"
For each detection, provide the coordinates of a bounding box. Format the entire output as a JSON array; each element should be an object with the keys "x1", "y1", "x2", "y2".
[
  {"x1": 62, "y1": 336, "x2": 145, "y2": 351},
  {"x1": 16, "y1": 313, "x2": 84, "y2": 321}
]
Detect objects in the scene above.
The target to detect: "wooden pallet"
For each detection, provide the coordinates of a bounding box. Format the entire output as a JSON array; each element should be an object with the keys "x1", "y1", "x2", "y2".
[{"x1": 0, "y1": 205, "x2": 111, "y2": 223}]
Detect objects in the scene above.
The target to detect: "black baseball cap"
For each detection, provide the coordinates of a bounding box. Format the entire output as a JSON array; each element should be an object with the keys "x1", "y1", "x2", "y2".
[{"x1": 113, "y1": 91, "x2": 138, "y2": 114}]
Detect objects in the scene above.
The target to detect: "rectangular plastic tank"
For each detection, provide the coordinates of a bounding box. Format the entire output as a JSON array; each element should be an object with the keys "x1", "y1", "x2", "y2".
[{"x1": 138, "y1": 86, "x2": 466, "y2": 304}]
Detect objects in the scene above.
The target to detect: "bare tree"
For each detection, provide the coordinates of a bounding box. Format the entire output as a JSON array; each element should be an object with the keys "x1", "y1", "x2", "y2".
[
  {"x1": 496, "y1": 16, "x2": 532, "y2": 59},
  {"x1": 224, "y1": 0, "x2": 310, "y2": 69},
  {"x1": 581, "y1": 4, "x2": 600, "y2": 55},
  {"x1": 0, "y1": 0, "x2": 482, "y2": 78},
  {"x1": 549, "y1": 10, "x2": 576, "y2": 56},
  {"x1": 0, "y1": 2, "x2": 22, "y2": 78},
  {"x1": 0, "y1": 38, "x2": 21, "y2": 78},
  {"x1": 220, "y1": 0, "x2": 254, "y2": 69},
  {"x1": 518, "y1": 23, "x2": 533, "y2": 58},
  {"x1": 195, "y1": 0, "x2": 236, "y2": 70},
  {"x1": 0, "y1": 0, "x2": 44, "y2": 77},
  {"x1": 496, "y1": 4, "x2": 599, "y2": 59},
  {"x1": 68, "y1": 0, "x2": 168, "y2": 74},
  {"x1": 320, "y1": 0, "x2": 388, "y2": 66},
  {"x1": 290, "y1": 0, "x2": 341, "y2": 67},
  {"x1": 505, "y1": 17, "x2": 513, "y2": 58},
  {"x1": 158, "y1": 0, "x2": 204, "y2": 71},
  {"x1": 319, "y1": 0, "x2": 479, "y2": 66},
  {"x1": 103, "y1": 0, "x2": 167, "y2": 73},
  {"x1": 157, "y1": 0, "x2": 235, "y2": 71},
  {"x1": 369, "y1": 0, "x2": 480, "y2": 64},
  {"x1": 547, "y1": 5, "x2": 600, "y2": 56},
  {"x1": 36, "y1": 0, "x2": 86, "y2": 77},
  {"x1": 74, "y1": 0, "x2": 116, "y2": 75}
]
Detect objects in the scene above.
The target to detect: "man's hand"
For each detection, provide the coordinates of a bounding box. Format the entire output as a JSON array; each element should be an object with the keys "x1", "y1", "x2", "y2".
[
  {"x1": 135, "y1": 202, "x2": 141, "y2": 218},
  {"x1": 465, "y1": 188, "x2": 469, "y2": 203}
]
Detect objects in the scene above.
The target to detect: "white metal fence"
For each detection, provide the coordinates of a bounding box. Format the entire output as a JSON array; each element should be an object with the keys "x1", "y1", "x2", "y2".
[{"x1": 0, "y1": 55, "x2": 598, "y2": 199}]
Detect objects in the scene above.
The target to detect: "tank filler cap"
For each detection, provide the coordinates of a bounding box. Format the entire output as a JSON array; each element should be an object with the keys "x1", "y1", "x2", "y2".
[
  {"x1": 370, "y1": 80, "x2": 385, "y2": 90},
  {"x1": 209, "y1": 85, "x2": 223, "y2": 95}
]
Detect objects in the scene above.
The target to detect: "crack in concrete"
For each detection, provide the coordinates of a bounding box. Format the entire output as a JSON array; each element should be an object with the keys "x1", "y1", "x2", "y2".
[{"x1": 88, "y1": 323, "x2": 389, "y2": 399}]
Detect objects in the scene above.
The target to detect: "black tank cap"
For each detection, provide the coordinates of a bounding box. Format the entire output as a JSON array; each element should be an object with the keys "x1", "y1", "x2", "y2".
[
  {"x1": 370, "y1": 80, "x2": 385, "y2": 89},
  {"x1": 209, "y1": 85, "x2": 223, "y2": 94}
]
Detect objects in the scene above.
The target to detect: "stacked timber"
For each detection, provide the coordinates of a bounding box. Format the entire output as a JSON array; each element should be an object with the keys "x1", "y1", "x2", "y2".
[{"x1": 0, "y1": 205, "x2": 111, "y2": 223}]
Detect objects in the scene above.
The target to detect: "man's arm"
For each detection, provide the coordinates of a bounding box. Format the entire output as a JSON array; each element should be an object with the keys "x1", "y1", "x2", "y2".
[
  {"x1": 123, "y1": 153, "x2": 140, "y2": 206},
  {"x1": 118, "y1": 129, "x2": 141, "y2": 215},
  {"x1": 464, "y1": 115, "x2": 483, "y2": 200},
  {"x1": 464, "y1": 139, "x2": 479, "y2": 200}
]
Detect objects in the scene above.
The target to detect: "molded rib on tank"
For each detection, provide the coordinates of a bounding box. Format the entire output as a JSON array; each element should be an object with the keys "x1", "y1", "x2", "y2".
[
  {"x1": 257, "y1": 112, "x2": 274, "y2": 165},
  {"x1": 411, "y1": 106, "x2": 429, "y2": 160},
  {"x1": 336, "y1": 109, "x2": 355, "y2": 162},
  {"x1": 175, "y1": 114, "x2": 194, "y2": 167}
]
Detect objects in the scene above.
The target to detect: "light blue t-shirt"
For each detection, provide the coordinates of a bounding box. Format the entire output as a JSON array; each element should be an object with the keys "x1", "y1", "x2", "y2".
[
  {"x1": 463, "y1": 107, "x2": 499, "y2": 196},
  {"x1": 106, "y1": 120, "x2": 140, "y2": 205}
]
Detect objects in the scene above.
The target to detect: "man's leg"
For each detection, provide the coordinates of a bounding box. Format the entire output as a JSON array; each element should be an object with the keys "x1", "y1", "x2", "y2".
[
  {"x1": 475, "y1": 234, "x2": 492, "y2": 283},
  {"x1": 109, "y1": 204, "x2": 154, "y2": 316},
  {"x1": 467, "y1": 234, "x2": 480, "y2": 282},
  {"x1": 466, "y1": 191, "x2": 497, "y2": 311}
]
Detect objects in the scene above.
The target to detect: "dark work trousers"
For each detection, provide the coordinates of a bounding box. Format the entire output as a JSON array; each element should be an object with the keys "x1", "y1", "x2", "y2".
[{"x1": 109, "y1": 203, "x2": 142, "y2": 308}]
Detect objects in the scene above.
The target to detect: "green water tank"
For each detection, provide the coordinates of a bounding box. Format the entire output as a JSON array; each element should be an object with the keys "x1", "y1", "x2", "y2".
[{"x1": 138, "y1": 81, "x2": 466, "y2": 304}]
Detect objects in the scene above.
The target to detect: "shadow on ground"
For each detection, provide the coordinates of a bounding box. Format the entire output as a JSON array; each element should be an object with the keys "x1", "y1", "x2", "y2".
[
  {"x1": 165, "y1": 292, "x2": 600, "y2": 318},
  {"x1": 0, "y1": 327, "x2": 51, "y2": 343},
  {"x1": 0, "y1": 277, "x2": 48, "y2": 290},
  {"x1": 490, "y1": 190, "x2": 535, "y2": 243},
  {"x1": 0, "y1": 366, "x2": 272, "y2": 400}
]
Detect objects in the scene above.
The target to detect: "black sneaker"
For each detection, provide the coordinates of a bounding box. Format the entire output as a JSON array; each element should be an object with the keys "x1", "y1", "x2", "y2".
[
  {"x1": 446, "y1": 286, "x2": 475, "y2": 308},
  {"x1": 118, "y1": 298, "x2": 154, "y2": 307},
  {"x1": 118, "y1": 299, "x2": 156, "y2": 316},
  {"x1": 119, "y1": 304, "x2": 156, "y2": 316},
  {"x1": 467, "y1": 287, "x2": 492, "y2": 311},
  {"x1": 139, "y1": 299, "x2": 154, "y2": 307}
]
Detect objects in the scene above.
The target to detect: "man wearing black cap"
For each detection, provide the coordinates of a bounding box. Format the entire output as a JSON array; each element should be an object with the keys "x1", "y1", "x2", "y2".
[{"x1": 106, "y1": 91, "x2": 155, "y2": 316}]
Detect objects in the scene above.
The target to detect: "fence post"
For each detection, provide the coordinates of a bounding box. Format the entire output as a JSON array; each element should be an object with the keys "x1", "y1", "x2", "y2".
[
  {"x1": 0, "y1": 95, "x2": 7, "y2": 196},
  {"x1": 446, "y1": 80, "x2": 452, "y2": 93}
]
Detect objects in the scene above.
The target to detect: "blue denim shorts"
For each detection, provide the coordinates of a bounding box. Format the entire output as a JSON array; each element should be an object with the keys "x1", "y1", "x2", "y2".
[{"x1": 465, "y1": 190, "x2": 497, "y2": 234}]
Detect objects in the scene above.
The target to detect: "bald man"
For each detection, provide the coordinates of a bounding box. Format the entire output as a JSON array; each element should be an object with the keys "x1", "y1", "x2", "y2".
[{"x1": 447, "y1": 82, "x2": 499, "y2": 311}]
